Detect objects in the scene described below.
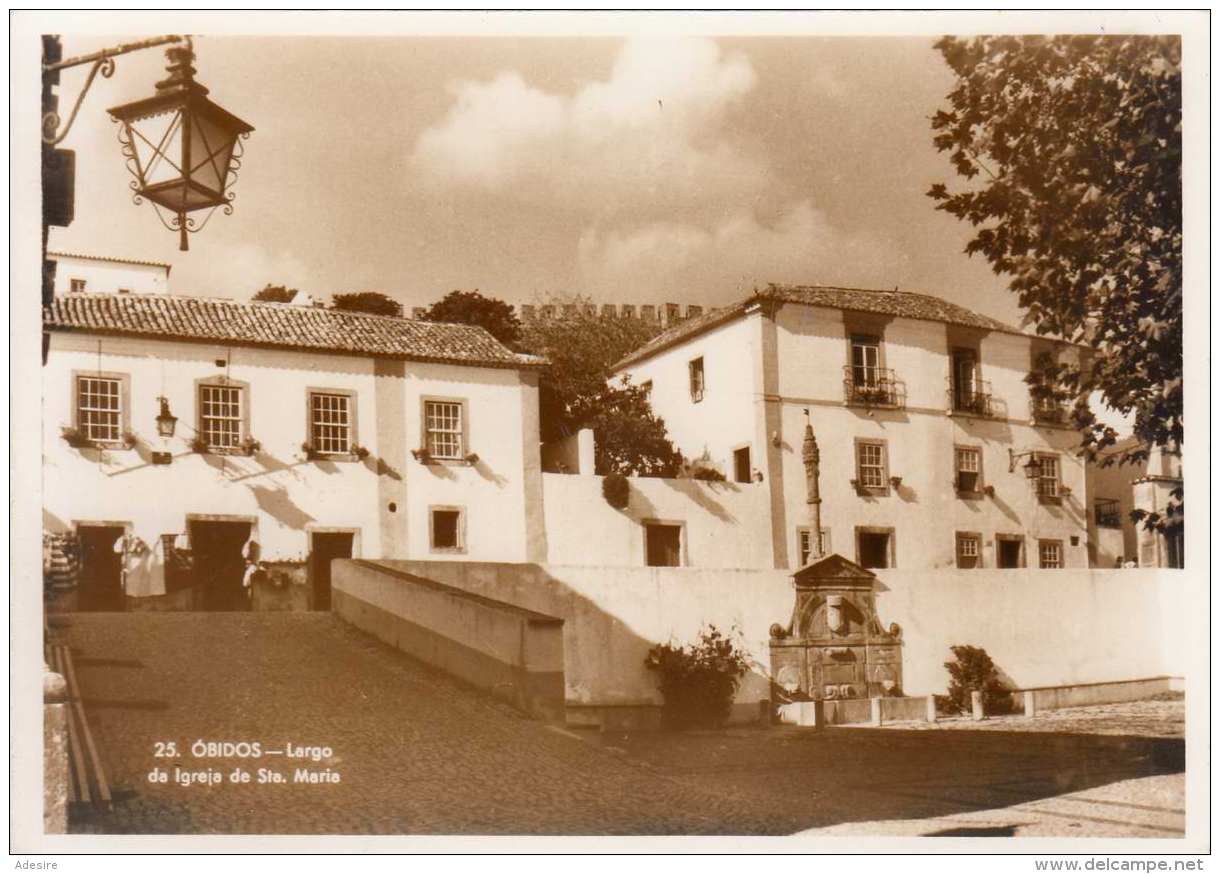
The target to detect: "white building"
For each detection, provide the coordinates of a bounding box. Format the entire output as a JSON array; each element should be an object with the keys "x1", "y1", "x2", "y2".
[
  {"x1": 43, "y1": 293, "x2": 546, "y2": 611},
  {"x1": 47, "y1": 251, "x2": 171, "y2": 295},
  {"x1": 612, "y1": 284, "x2": 1091, "y2": 571}
]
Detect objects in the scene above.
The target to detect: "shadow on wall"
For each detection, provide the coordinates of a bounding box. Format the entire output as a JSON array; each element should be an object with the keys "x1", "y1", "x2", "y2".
[
  {"x1": 659, "y1": 478, "x2": 739, "y2": 525},
  {"x1": 248, "y1": 484, "x2": 316, "y2": 531},
  {"x1": 365, "y1": 559, "x2": 782, "y2": 721}
]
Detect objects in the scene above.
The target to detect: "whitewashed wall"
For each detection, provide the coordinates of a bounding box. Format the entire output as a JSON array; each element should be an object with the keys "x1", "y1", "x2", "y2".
[
  {"x1": 43, "y1": 331, "x2": 543, "y2": 595},
  {"x1": 377, "y1": 560, "x2": 1185, "y2": 711},
  {"x1": 542, "y1": 473, "x2": 774, "y2": 568}
]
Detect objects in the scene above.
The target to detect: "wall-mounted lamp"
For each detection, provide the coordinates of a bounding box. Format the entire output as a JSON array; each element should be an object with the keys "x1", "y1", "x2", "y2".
[
  {"x1": 1008, "y1": 449, "x2": 1042, "y2": 478},
  {"x1": 152, "y1": 395, "x2": 177, "y2": 464}
]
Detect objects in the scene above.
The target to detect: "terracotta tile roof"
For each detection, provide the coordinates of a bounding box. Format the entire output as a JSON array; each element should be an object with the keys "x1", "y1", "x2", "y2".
[
  {"x1": 613, "y1": 283, "x2": 1031, "y2": 369},
  {"x1": 44, "y1": 294, "x2": 547, "y2": 369},
  {"x1": 47, "y1": 251, "x2": 172, "y2": 272}
]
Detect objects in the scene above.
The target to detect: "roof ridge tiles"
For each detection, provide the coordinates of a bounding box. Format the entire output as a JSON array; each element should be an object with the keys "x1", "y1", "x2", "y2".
[{"x1": 44, "y1": 293, "x2": 545, "y2": 370}]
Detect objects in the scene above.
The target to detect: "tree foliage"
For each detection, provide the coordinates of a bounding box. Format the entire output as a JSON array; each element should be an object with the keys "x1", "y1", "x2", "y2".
[
  {"x1": 519, "y1": 295, "x2": 680, "y2": 476},
  {"x1": 421, "y1": 289, "x2": 523, "y2": 349},
  {"x1": 330, "y1": 291, "x2": 403, "y2": 318},
  {"x1": 929, "y1": 35, "x2": 1182, "y2": 533},
  {"x1": 252, "y1": 284, "x2": 297, "y2": 303}
]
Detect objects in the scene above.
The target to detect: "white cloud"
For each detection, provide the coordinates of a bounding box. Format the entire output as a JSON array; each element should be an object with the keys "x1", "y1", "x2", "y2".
[
  {"x1": 576, "y1": 201, "x2": 901, "y2": 302},
  {"x1": 412, "y1": 38, "x2": 765, "y2": 218}
]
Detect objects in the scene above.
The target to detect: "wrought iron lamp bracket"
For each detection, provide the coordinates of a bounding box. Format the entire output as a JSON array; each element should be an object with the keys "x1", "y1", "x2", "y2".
[{"x1": 41, "y1": 34, "x2": 186, "y2": 146}]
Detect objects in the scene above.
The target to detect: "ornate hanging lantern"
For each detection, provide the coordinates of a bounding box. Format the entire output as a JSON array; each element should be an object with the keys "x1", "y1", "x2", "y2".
[{"x1": 108, "y1": 39, "x2": 253, "y2": 250}]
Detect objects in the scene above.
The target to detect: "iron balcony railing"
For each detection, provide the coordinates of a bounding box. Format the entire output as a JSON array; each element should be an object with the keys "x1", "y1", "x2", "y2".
[
  {"x1": 1031, "y1": 397, "x2": 1068, "y2": 425},
  {"x1": 843, "y1": 366, "x2": 904, "y2": 409},
  {"x1": 1094, "y1": 500, "x2": 1122, "y2": 528},
  {"x1": 948, "y1": 380, "x2": 994, "y2": 417}
]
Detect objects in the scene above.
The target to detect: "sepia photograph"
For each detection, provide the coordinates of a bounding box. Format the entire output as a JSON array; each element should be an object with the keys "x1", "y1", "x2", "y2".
[{"x1": 9, "y1": 9, "x2": 1208, "y2": 857}]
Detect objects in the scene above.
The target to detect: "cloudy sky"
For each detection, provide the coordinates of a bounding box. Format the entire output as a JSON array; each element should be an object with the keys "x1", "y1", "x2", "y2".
[{"x1": 50, "y1": 32, "x2": 1023, "y2": 324}]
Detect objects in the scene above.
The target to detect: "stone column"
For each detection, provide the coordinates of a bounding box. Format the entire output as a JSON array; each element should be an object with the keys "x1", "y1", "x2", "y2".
[{"x1": 802, "y1": 410, "x2": 823, "y2": 560}]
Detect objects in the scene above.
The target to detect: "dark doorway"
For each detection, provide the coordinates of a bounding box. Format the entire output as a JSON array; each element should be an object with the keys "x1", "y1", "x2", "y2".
[
  {"x1": 857, "y1": 531, "x2": 891, "y2": 569},
  {"x1": 733, "y1": 447, "x2": 751, "y2": 484},
  {"x1": 190, "y1": 520, "x2": 252, "y2": 612},
  {"x1": 997, "y1": 538, "x2": 1023, "y2": 569},
  {"x1": 78, "y1": 525, "x2": 126, "y2": 611},
  {"x1": 310, "y1": 532, "x2": 354, "y2": 611},
  {"x1": 645, "y1": 523, "x2": 682, "y2": 567}
]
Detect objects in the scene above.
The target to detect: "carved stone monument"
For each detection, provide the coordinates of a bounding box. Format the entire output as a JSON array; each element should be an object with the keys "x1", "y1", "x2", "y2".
[
  {"x1": 769, "y1": 413, "x2": 903, "y2": 705},
  {"x1": 769, "y1": 554, "x2": 903, "y2": 702}
]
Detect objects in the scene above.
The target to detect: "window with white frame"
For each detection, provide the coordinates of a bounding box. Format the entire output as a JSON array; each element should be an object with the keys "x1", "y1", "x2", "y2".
[
  {"x1": 1036, "y1": 454, "x2": 1061, "y2": 498},
  {"x1": 797, "y1": 527, "x2": 831, "y2": 566},
  {"x1": 1038, "y1": 539, "x2": 1063, "y2": 569},
  {"x1": 199, "y1": 384, "x2": 243, "y2": 449},
  {"x1": 850, "y1": 335, "x2": 881, "y2": 387},
  {"x1": 956, "y1": 532, "x2": 982, "y2": 569},
  {"x1": 955, "y1": 446, "x2": 982, "y2": 493},
  {"x1": 77, "y1": 376, "x2": 122, "y2": 443},
  {"x1": 310, "y1": 392, "x2": 352, "y2": 454},
  {"x1": 424, "y1": 400, "x2": 464, "y2": 459},
  {"x1": 855, "y1": 441, "x2": 887, "y2": 489}
]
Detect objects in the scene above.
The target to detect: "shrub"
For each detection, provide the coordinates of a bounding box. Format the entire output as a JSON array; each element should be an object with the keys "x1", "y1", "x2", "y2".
[
  {"x1": 644, "y1": 626, "x2": 750, "y2": 729},
  {"x1": 602, "y1": 472, "x2": 629, "y2": 509},
  {"x1": 689, "y1": 466, "x2": 726, "y2": 482},
  {"x1": 943, "y1": 644, "x2": 1014, "y2": 715}
]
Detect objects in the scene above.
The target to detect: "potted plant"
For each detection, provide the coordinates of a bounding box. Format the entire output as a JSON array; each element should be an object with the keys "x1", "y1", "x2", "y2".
[
  {"x1": 190, "y1": 436, "x2": 210, "y2": 454},
  {"x1": 60, "y1": 426, "x2": 93, "y2": 448}
]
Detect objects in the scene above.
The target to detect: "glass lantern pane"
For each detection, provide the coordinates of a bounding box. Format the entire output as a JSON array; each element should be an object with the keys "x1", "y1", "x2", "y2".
[
  {"x1": 187, "y1": 111, "x2": 236, "y2": 195},
  {"x1": 132, "y1": 110, "x2": 185, "y2": 187}
]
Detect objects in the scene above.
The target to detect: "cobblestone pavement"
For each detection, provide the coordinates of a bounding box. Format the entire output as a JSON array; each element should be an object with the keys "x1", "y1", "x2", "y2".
[{"x1": 60, "y1": 613, "x2": 1185, "y2": 837}]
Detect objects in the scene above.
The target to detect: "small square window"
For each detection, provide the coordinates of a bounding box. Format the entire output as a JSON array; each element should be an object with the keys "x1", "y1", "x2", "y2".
[
  {"x1": 199, "y1": 384, "x2": 244, "y2": 449},
  {"x1": 310, "y1": 391, "x2": 352, "y2": 455},
  {"x1": 956, "y1": 532, "x2": 982, "y2": 569},
  {"x1": 688, "y1": 357, "x2": 705, "y2": 403},
  {"x1": 855, "y1": 441, "x2": 888, "y2": 491},
  {"x1": 955, "y1": 446, "x2": 982, "y2": 493},
  {"x1": 76, "y1": 375, "x2": 123, "y2": 443},
  {"x1": 424, "y1": 399, "x2": 465, "y2": 459},
  {"x1": 1038, "y1": 539, "x2": 1063, "y2": 569},
  {"x1": 797, "y1": 527, "x2": 830, "y2": 566},
  {"x1": 69, "y1": 278, "x2": 86, "y2": 293},
  {"x1": 645, "y1": 523, "x2": 682, "y2": 567},
  {"x1": 857, "y1": 530, "x2": 892, "y2": 569},
  {"x1": 431, "y1": 508, "x2": 464, "y2": 552}
]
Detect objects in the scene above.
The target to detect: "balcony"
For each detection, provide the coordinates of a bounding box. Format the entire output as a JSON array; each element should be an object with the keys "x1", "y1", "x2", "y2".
[
  {"x1": 1031, "y1": 398, "x2": 1068, "y2": 425},
  {"x1": 1094, "y1": 499, "x2": 1122, "y2": 528},
  {"x1": 843, "y1": 366, "x2": 904, "y2": 409},
  {"x1": 948, "y1": 381, "x2": 995, "y2": 417}
]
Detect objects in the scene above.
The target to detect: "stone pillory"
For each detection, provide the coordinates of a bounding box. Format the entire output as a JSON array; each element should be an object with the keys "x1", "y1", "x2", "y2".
[{"x1": 43, "y1": 294, "x2": 547, "y2": 369}]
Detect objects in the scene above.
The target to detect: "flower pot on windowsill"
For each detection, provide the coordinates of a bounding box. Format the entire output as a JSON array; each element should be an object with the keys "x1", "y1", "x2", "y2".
[
  {"x1": 411, "y1": 448, "x2": 434, "y2": 464},
  {"x1": 190, "y1": 437, "x2": 211, "y2": 454},
  {"x1": 464, "y1": 452, "x2": 480, "y2": 465},
  {"x1": 983, "y1": 485, "x2": 995, "y2": 497},
  {"x1": 60, "y1": 426, "x2": 95, "y2": 449},
  {"x1": 889, "y1": 475, "x2": 903, "y2": 489},
  {"x1": 242, "y1": 437, "x2": 261, "y2": 456},
  {"x1": 353, "y1": 445, "x2": 371, "y2": 460}
]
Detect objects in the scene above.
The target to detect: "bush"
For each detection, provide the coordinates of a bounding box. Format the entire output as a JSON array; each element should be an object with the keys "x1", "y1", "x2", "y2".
[
  {"x1": 943, "y1": 644, "x2": 1014, "y2": 715},
  {"x1": 602, "y1": 472, "x2": 629, "y2": 509},
  {"x1": 689, "y1": 466, "x2": 726, "y2": 482},
  {"x1": 644, "y1": 626, "x2": 750, "y2": 729}
]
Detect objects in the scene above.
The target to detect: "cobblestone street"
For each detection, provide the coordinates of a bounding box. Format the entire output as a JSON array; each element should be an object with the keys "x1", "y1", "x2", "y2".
[{"x1": 61, "y1": 613, "x2": 1185, "y2": 837}]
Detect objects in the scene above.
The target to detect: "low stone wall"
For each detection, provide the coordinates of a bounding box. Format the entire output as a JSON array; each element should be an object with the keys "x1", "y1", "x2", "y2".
[
  {"x1": 373, "y1": 560, "x2": 1184, "y2": 726},
  {"x1": 44, "y1": 665, "x2": 68, "y2": 833},
  {"x1": 332, "y1": 559, "x2": 565, "y2": 722}
]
